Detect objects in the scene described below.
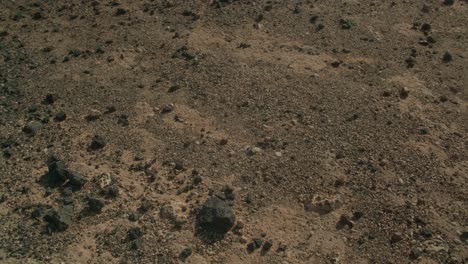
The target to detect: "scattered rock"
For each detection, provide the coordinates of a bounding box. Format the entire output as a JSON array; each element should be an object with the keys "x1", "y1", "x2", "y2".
[
  {"x1": 420, "y1": 228, "x2": 433, "y2": 238},
  {"x1": 339, "y1": 19, "x2": 353, "y2": 29},
  {"x1": 262, "y1": 239, "x2": 273, "y2": 253},
  {"x1": 196, "y1": 196, "x2": 235, "y2": 235},
  {"x1": 442, "y1": 52, "x2": 453, "y2": 63},
  {"x1": 336, "y1": 214, "x2": 354, "y2": 229},
  {"x1": 127, "y1": 227, "x2": 143, "y2": 241},
  {"x1": 409, "y1": 247, "x2": 422, "y2": 259},
  {"x1": 443, "y1": 0, "x2": 454, "y2": 6},
  {"x1": 305, "y1": 195, "x2": 342, "y2": 215},
  {"x1": 43, "y1": 94, "x2": 56, "y2": 105},
  {"x1": 400, "y1": 87, "x2": 410, "y2": 99},
  {"x1": 90, "y1": 135, "x2": 106, "y2": 150},
  {"x1": 22, "y1": 121, "x2": 43, "y2": 135},
  {"x1": 115, "y1": 8, "x2": 127, "y2": 16},
  {"x1": 161, "y1": 104, "x2": 174, "y2": 114},
  {"x1": 55, "y1": 111, "x2": 66, "y2": 122},
  {"x1": 420, "y1": 23, "x2": 431, "y2": 34},
  {"x1": 179, "y1": 248, "x2": 192, "y2": 261},
  {"x1": 391, "y1": 232, "x2": 403, "y2": 243},
  {"x1": 85, "y1": 109, "x2": 102, "y2": 121},
  {"x1": 117, "y1": 115, "x2": 129, "y2": 126},
  {"x1": 460, "y1": 231, "x2": 468, "y2": 244},
  {"x1": 139, "y1": 200, "x2": 152, "y2": 213},
  {"x1": 43, "y1": 205, "x2": 73, "y2": 232},
  {"x1": 87, "y1": 197, "x2": 105, "y2": 213}
]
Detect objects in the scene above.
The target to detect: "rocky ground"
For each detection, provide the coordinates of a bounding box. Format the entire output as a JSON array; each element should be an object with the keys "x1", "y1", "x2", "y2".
[{"x1": 0, "y1": 0, "x2": 467, "y2": 263}]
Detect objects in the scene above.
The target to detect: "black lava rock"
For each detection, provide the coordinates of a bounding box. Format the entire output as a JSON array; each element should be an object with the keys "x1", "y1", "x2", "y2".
[
  {"x1": 88, "y1": 197, "x2": 105, "y2": 213},
  {"x1": 115, "y1": 8, "x2": 127, "y2": 16},
  {"x1": 22, "y1": 121, "x2": 43, "y2": 135},
  {"x1": 262, "y1": 239, "x2": 273, "y2": 252},
  {"x1": 117, "y1": 115, "x2": 129, "y2": 126},
  {"x1": 127, "y1": 227, "x2": 143, "y2": 241},
  {"x1": 43, "y1": 205, "x2": 73, "y2": 232},
  {"x1": 55, "y1": 111, "x2": 66, "y2": 122},
  {"x1": 442, "y1": 52, "x2": 453, "y2": 63},
  {"x1": 90, "y1": 136, "x2": 106, "y2": 150},
  {"x1": 41, "y1": 158, "x2": 87, "y2": 190},
  {"x1": 43, "y1": 93, "x2": 56, "y2": 105},
  {"x1": 68, "y1": 171, "x2": 87, "y2": 189},
  {"x1": 161, "y1": 104, "x2": 174, "y2": 114},
  {"x1": 179, "y1": 248, "x2": 192, "y2": 261},
  {"x1": 196, "y1": 196, "x2": 235, "y2": 235}
]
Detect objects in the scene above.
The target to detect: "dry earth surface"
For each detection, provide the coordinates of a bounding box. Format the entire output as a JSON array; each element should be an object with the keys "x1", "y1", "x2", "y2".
[{"x1": 0, "y1": 0, "x2": 467, "y2": 263}]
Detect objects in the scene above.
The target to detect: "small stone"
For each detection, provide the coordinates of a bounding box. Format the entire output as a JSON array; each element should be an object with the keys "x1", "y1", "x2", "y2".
[
  {"x1": 400, "y1": 87, "x2": 410, "y2": 99},
  {"x1": 409, "y1": 247, "x2": 422, "y2": 259},
  {"x1": 139, "y1": 200, "x2": 152, "y2": 213},
  {"x1": 382, "y1": 90, "x2": 391, "y2": 97},
  {"x1": 196, "y1": 196, "x2": 235, "y2": 235},
  {"x1": 161, "y1": 104, "x2": 174, "y2": 114},
  {"x1": 339, "y1": 19, "x2": 353, "y2": 29},
  {"x1": 460, "y1": 231, "x2": 468, "y2": 243},
  {"x1": 331, "y1": 61, "x2": 342, "y2": 68},
  {"x1": 90, "y1": 135, "x2": 106, "y2": 150},
  {"x1": 127, "y1": 227, "x2": 143, "y2": 241},
  {"x1": 115, "y1": 8, "x2": 127, "y2": 16},
  {"x1": 277, "y1": 243, "x2": 287, "y2": 252},
  {"x1": 443, "y1": 0, "x2": 454, "y2": 6},
  {"x1": 117, "y1": 115, "x2": 129, "y2": 126},
  {"x1": 68, "y1": 171, "x2": 86, "y2": 190},
  {"x1": 85, "y1": 109, "x2": 102, "y2": 121},
  {"x1": 43, "y1": 205, "x2": 73, "y2": 232},
  {"x1": 419, "y1": 128, "x2": 429, "y2": 135},
  {"x1": 253, "y1": 238, "x2": 263, "y2": 249},
  {"x1": 391, "y1": 232, "x2": 403, "y2": 243},
  {"x1": 43, "y1": 93, "x2": 56, "y2": 104},
  {"x1": 174, "y1": 161, "x2": 184, "y2": 171},
  {"x1": 106, "y1": 185, "x2": 119, "y2": 198},
  {"x1": 32, "y1": 12, "x2": 43, "y2": 20},
  {"x1": 247, "y1": 242, "x2": 256, "y2": 252},
  {"x1": 420, "y1": 23, "x2": 431, "y2": 34},
  {"x1": 262, "y1": 240, "x2": 273, "y2": 252},
  {"x1": 239, "y1": 236, "x2": 248, "y2": 243},
  {"x1": 87, "y1": 197, "x2": 105, "y2": 213},
  {"x1": 336, "y1": 215, "x2": 354, "y2": 229},
  {"x1": 219, "y1": 138, "x2": 228, "y2": 146},
  {"x1": 55, "y1": 111, "x2": 66, "y2": 122},
  {"x1": 442, "y1": 52, "x2": 453, "y2": 63},
  {"x1": 420, "y1": 228, "x2": 433, "y2": 238},
  {"x1": 179, "y1": 248, "x2": 192, "y2": 261},
  {"x1": 23, "y1": 121, "x2": 43, "y2": 135},
  {"x1": 160, "y1": 204, "x2": 176, "y2": 220},
  {"x1": 3, "y1": 149, "x2": 13, "y2": 158}
]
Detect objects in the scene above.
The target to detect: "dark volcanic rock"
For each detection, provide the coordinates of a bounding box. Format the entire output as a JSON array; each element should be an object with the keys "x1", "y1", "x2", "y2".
[
  {"x1": 43, "y1": 205, "x2": 73, "y2": 232},
  {"x1": 41, "y1": 158, "x2": 87, "y2": 190},
  {"x1": 55, "y1": 111, "x2": 66, "y2": 122},
  {"x1": 90, "y1": 135, "x2": 106, "y2": 150},
  {"x1": 196, "y1": 196, "x2": 235, "y2": 235},
  {"x1": 179, "y1": 247, "x2": 192, "y2": 261},
  {"x1": 88, "y1": 197, "x2": 105, "y2": 213},
  {"x1": 127, "y1": 227, "x2": 143, "y2": 241},
  {"x1": 22, "y1": 121, "x2": 43, "y2": 135}
]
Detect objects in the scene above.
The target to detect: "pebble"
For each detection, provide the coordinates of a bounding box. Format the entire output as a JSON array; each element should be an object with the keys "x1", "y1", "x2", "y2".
[
  {"x1": 55, "y1": 111, "x2": 66, "y2": 122},
  {"x1": 22, "y1": 121, "x2": 43, "y2": 135},
  {"x1": 196, "y1": 196, "x2": 235, "y2": 235},
  {"x1": 90, "y1": 135, "x2": 106, "y2": 150}
]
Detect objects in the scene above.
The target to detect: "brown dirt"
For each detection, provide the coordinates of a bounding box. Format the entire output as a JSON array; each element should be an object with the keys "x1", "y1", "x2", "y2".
[{"x1": 0, "y1": 1, "x2": 467, "y2": 263}]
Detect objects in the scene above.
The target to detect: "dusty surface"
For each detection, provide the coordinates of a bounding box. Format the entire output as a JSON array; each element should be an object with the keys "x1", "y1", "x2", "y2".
[{"x1": 0, "y1": 0, "x2": 467, "y2": 263}]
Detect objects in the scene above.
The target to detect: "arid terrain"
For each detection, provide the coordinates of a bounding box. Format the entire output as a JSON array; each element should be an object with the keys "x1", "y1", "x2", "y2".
[{"x1": 0, "y1": 0, "x2": 467, "y2": 263}]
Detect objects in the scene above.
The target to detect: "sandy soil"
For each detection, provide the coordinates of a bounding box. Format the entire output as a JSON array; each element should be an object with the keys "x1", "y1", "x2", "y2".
[{"x1": 0, "y1": 1, "x2": 467, "y2": 263}]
